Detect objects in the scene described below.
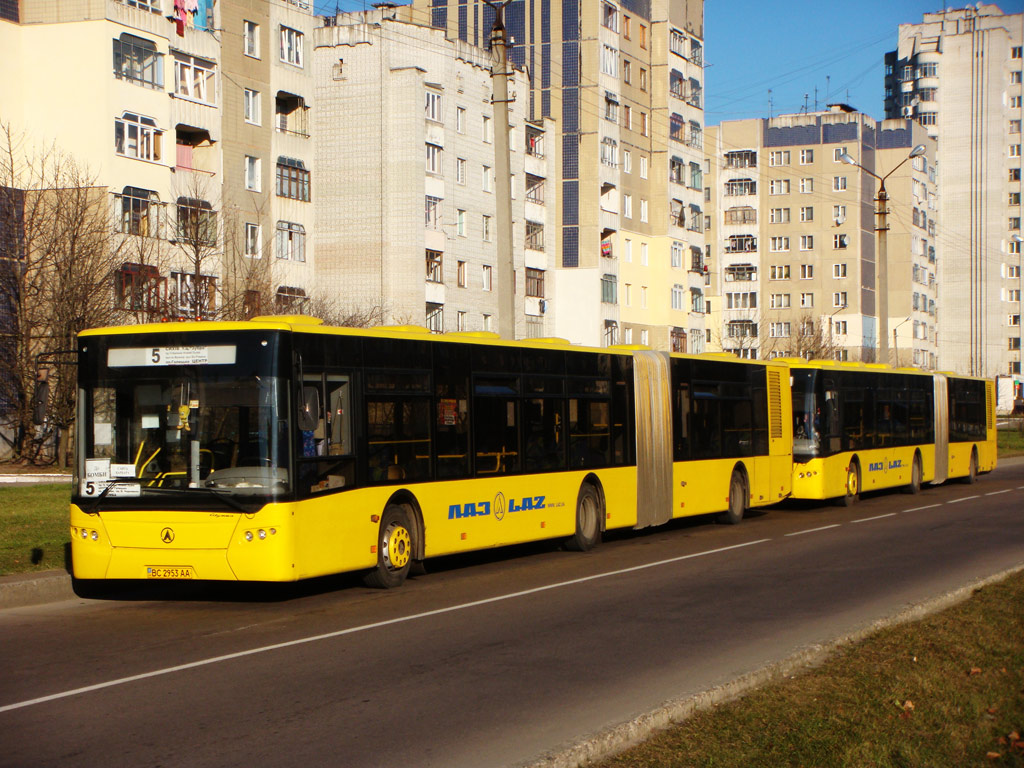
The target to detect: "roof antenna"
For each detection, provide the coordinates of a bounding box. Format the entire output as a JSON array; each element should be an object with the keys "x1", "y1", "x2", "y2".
[{"x1": 768, "y1": 88, "x2": 773, "y2": 119}]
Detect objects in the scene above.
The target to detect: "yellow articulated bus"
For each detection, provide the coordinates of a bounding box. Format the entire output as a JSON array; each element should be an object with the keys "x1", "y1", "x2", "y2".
[
  {"x1": 784, "y1": 360, "x2": 996, "y2": 505},
  {"x1": 71, "y1": 317, "x2": 792, "y2": 588}
]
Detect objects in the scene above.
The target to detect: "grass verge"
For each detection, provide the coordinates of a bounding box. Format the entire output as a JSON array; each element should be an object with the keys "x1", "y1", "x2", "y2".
[
  {"x1": 0, "y1": 484, "x2": 71, "y2": 576},
  {"x1": 999, "y1": 427, "x2": 1024, "y2": 458},
  {"x1": 595, "y1": 570, "x2": 1024, "y2": 768}
]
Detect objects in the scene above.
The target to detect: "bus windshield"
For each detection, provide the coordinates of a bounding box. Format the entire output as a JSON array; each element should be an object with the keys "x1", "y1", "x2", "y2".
[{"x1": 77, "y1": 332, "x2": 290, "y2": 506}]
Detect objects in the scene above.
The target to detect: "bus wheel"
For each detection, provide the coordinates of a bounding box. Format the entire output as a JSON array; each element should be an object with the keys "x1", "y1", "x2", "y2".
[
  {"x1": 962, "y1": 449, "x2": 978, "y2": 485},
  {"x1": 363, "y1": 504, "x2": 415, "y2": 589},
  {"x1": 839, "y1": 462, "x2": 860, "y2": 507},
  {"x1": 902, "y1": 453, "x2": 922, "y2": 495},
  {"x1": 717, "y1": 470, "x2": 746, "y2": 525},
  {"x1": 566, "y1": 484, "x2": 601, "y2": 552}
]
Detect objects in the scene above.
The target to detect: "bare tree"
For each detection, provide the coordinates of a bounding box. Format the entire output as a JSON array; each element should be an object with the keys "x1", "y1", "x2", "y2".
[{"x1": 0, "y1": 122, "x2": 123, "y2": 465}]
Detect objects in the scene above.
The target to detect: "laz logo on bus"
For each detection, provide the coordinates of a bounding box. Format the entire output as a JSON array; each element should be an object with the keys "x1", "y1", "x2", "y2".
[
  {"x1": 448, "y1": 492, "x2": 546, "y2": 521},
  {"x1": 868, "y1": 459, "x2": 903, "y2": 472}
]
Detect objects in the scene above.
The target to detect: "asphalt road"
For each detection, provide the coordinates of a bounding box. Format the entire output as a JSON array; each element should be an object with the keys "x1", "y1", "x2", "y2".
[{"x1": 1, "y1": 463, "x2": 1023, "y2": 768}]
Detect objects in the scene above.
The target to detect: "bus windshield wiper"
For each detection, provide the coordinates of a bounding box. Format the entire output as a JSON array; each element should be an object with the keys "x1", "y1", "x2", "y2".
[{"x1": 83, "y1": 478, "x2": 254, "y2": 514}]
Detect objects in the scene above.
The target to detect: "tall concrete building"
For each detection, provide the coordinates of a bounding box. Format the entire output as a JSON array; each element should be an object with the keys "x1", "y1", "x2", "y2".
[
  {"x1": 312, "y1": 8, "x2": 553, "y2": 337},
  {"x1": 0, "y1": 0, "x2": 316, "y2": 318},
  {"x1": 706, "y1": 106, "x2": 938, "y2": 368},
  {"x1": 884, "y1": 5, "x2": 1023, "y2": 380},
  {"x1": 407, "y1": 0, "x2": 707, "y2": 350}
]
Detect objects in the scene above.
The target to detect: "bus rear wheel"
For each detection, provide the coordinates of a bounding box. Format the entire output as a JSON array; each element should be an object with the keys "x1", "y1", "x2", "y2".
[
  {"x1": 363, "y1": 504, "x2": 415, "y2": 589},
  {"x1": 566, "y1": 484, "x2": 601, "y2": 552},
  {"x1": 839, "y1": 461, "x2": 860, "y2": 507},
  {"x1": 902, "y1": 453, "x2": 922, "y2": 495},
  {"x1": 717, "y1": 469, "x2": 746, "y2": 525}
]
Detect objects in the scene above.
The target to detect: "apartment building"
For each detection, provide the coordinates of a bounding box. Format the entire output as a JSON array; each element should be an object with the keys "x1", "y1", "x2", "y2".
[
  {"x1": 0, "y1": 0, "x2": 314, "y2": 319},
  {"x1": 407, "y1": 0, "x2": 707, "y2": 350},
  {"x1": 312, "y1": 8, "x2": 553, "y2": 337},
  {"x1": 884, "y1": 4, "x2": 1022, "y2": 379},
  {"x1": 705, "y1": 106, "x2": 938, "y2": 369}
]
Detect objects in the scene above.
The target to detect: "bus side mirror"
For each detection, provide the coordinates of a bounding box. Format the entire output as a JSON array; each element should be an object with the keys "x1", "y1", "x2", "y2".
[{"x1": 299, "y1": 386, "x2": 320, "y2": 431}]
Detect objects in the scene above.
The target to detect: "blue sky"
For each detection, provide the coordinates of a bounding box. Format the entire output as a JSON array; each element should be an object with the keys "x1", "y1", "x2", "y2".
[{"x1": 313, "y1": 0, "x2": 964, "y2": 124}]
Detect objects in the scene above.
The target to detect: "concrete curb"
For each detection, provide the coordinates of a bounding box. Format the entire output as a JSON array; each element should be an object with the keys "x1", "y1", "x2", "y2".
[
  {"x1": 0, "y1": 570, "x2": 75, "y2": 609},
  {"x1": 522, "y1": 562, "x2": 1024, "y2": 768},
  {"x1": 0, "y1": 474, "x2": 72, "y2": 484}
]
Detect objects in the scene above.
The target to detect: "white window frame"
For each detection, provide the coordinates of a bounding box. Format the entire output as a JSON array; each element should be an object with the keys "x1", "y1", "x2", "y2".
[
  {"x1": 114, "y1": 112, "x2": 162, "y2": 162},
  {"x1": 425, "y1": 90, "x2": 443, "y2": 122},
  {"x1": 244, "y1": 88, "x2": 261, "y2": 125},
  {"x1": 244, "y1": 223, "x2": 261, "y2": 258},
  {"x1": 800, "y1": 235, "x2": 814, "y2": 251},
  {"x1": 280, "y1": 26, "x2": 303, "y2": 67},
  {"x1": 245, "y1": 155, "x2": 261, "y2": 192},
  {"x1": 426, "y1": 143, "x2": 443, "y2": 175},
  {"x1": 243, "y1": 20, "x2": 259, "y2": 59},
  {"x1": 174, "y1": 53, "x2": 216, "y2": 105},
  {"x1": 482, "y1": 264, "x2": 493, "y2": 292}
]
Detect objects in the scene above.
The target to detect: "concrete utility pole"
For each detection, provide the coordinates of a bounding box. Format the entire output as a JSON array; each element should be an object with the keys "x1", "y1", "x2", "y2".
[{"x1": 487, "y1": 0, "x2": 516, "y2": 340}]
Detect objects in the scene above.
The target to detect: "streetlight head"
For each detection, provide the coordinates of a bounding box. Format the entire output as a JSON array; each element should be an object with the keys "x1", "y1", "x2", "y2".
[
  {"x1": 909, "y1": 144, "x2": 927, "y2": 158},
  {"x1": 1012, "y1": 234, "x2": 1024, "y2": 244},
  {"x1": 838, "y1": 151, "x2": 858, "y2": 166}
]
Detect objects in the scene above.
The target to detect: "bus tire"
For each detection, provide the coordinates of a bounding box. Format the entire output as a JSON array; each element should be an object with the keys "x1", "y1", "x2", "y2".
[
  {"x1": 839, "y1": 461, "x2": 860, "y2": 507},
  {"x1": 566, "y1": 483, "x2": 602, "y2": 552},
  {"x1": 962, "y1": 448, "x2": 978, "y2": 485},
  {"x1": 902, "y1": 452, "x2": 922, "y2": 495},
  {"x1": 363, "y1": 504, "x2": 415, "y2": 589},
  {"x1": 717, "y1": 469, "x2": 746, "y2": 525}
]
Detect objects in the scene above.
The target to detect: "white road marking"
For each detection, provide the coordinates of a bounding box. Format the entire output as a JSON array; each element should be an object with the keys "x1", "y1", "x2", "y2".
[
  {"x1": 852, "y1": 513, "x2": 898, "y2": 524},
  {"x1": 903, "y1": 504, "x2": 941, "y2": 513},
  {"x1": 947, "y1": 495, "x2": 980, "y2": 504},
  {"x1": 785, "y1": 524, "x2": 841, "y2": 537},
  {"x1": 985, "y1": 489, "x2": 1012, "y2": 496},
  {"x1": 0, "y1": 538, "x2": 772, "y2": 714}
]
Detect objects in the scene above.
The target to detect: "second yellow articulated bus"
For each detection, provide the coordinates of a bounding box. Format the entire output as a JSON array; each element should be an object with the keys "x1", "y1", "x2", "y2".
[{"x1": 782, "y1": 359, "x2": 996, "y2": 506}]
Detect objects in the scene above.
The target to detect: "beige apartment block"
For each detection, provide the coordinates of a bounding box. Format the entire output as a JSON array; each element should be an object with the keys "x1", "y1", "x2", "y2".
[
  {"x1": 706, "y1": 106, "x2": 938, "y2": 368},
  {"x1": 1, "y1": 0, "x2": 316, "y2": 318},
  {"x1": 312, "y1": 9, "x2": 554, "y2": 337},
  {"x1": 406, "y1": 0, "x2": 706, "y2": 351},
  {"x1": 885, "y1": 5, "x2": 1022, "y2": 381}
]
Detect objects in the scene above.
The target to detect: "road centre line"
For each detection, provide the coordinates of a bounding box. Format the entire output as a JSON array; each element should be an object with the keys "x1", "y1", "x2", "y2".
[
  {"x1": 946, "y1": 495, "x2": 981, "y2": 504},
  {"x1": 852, "y1": 512, "x2": 898, "y2": 524},
  {"x1": 985, "y1": 489, "x2": 1012, "y2": 496},
  {"x1": 903, "y1": 504, "x2": 942, "y2": 513},
  {"x1": 785, "y1": 524, "x2": 841, "y2": 537},
  {"x1": 0, "y1": 538, "x2": 772, "y2": 715}
]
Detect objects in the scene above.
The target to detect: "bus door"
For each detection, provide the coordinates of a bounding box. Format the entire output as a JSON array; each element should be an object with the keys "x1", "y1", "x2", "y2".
[{"x1": 296, "y1": 371, "x2": 356, "y2": 495}]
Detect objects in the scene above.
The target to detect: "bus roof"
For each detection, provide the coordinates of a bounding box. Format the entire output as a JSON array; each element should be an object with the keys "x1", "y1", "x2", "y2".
[{"x1": 79, "y1": 317, "x2": 789, "y2": 369}]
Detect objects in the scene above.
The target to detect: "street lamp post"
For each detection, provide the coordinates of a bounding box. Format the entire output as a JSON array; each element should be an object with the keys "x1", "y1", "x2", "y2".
[
  {"x1": 1013, "y1": 234, "x2": 1023, "y2": 397},
  {"x1": 839, "y1": 144, "x2": 926, "y2": 366}
]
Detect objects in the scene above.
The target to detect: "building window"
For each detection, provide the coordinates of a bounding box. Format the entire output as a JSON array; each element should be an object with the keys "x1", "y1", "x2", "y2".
[
  {"x1": 482, "y1": 264, "x2": 492, "y2": 291},
  {"x1": 174, "y1": 272, "x2": 219, "y2": 319},
  {"x1": 604, "y1": 92, "x2": 619, "y2": 123},
  {"x1": 244, "y1": 223, "x2": 261, "y2": 258},
  {"x1": 800, "y1": 206, "x2": 813, "y2": 222},
  {"x1": 482, "y1": 215, "x2": 492, "y2": 242},
  {"x1": 113, "y1": 33, "x2": 163, "y2": 90},
  {"x1": 770, "y1": 237, "x2": 790, "y2": 253},
  {"x1": 426, "y1": 143, "x2": 443, "y2": 174},
  {"x1": 833, "y1": 291, "x2": 848, "y2": 308},
  {"x1": 426, "y1": 303, "x2": 443, "y2": 333},
  {"x1": 275, "y1": 221, "x2": 305, "y2": 261},
  {"x1": 669, "y1": 28, "x2": 686, "y2": 57},
  {"x1": 280, "y1": 26, "x2": 303, "y2": 67},
  {"x1": 424, "y1": 195, "x2": 442, "y2": 229},
  {"x1": 425, "y1": 90, "x2": 443, "y2": 122},
  {"x1": 173, "y1": 53, "x2": 215, "y2": 104},
  {"x1": 800, "y1": 177, "x2": 813, "y2": 194},
  {"x1": 457, "y1": 209, "x2": 466, "y2": 236},
  {"x1": 115, "y1": 187, "x2": 162, "y2": 237},
  {"x1": 769, "y1": 208, "x2": 790, "y2": 224},
  {"x1": 244, "y1": 89, "x2": 261, "y2": 125},
  {"x1": 245, "y1": 155, "x2": 261, "y2": 191},
  {"x1": 482, "y1": 165, "x2": 493, "y2": 192},
  {"x1": 600, "y1": 137, "x2": 618, "y2": 167},
  {"x1": 243, "y1": 20, "x2": 259, "y2": 58},
  {"x1": 770, "y1": 265, "x2": 790, "y2": 280},
  {"x1": 482, "y1": 115, "x2": 492, "y2": 143},
  {"x1": 115, "y1": 263, "x2": 165, "y2": 314},
  {"x1": 525, "y1": 221, "x2": 544, "y2": 250},
  {"x1": 456, "y1": 106, "x2": 466, "y2": 133},
  {"x1": 833, "y1": 263, "x2": 847, "y2": 278},
  {"x1": 114, "y1": 112, "x2": 162, "y2": 161},
  {"x1": 526, "y1": 268, "x2": 545, "y2": 298},
  {"x1": 800, "y1": 264, "x2": 814, "y2": 279},
  {"x1": 769, "y1": 322, "x2": 791, "y2": 338},
  {"x1": 800, "y1": 235, "x2": 814, "y2": 251},
  {"x1": 639, "y1": 155, "x2": 648, "y2": 179},
  {"x1": 426, "y1": 249, "x2": 443, "y2": 283},
  {"x1": 640, "y1": 199, "x2": 648, "y2": 223},
  {"x1": 800, "y1": 293, "x2": 814, "y2": 308},
  {"x1": 833, "y1": 176, "x2": 847, "y2": 191},
  {"x1": 276, "y1": 157, "x2": 310, "y2": 202},
  {"x1": 769, "y1": 150, "x2": 790, "y2": 166},
  {"x1": 769, "y1": 179, "x2": 790, "y2": 195},
  {"x1": 601, "y1": 274, "x2": 618, "y2": 304},
  {"x1": 176, "y1": 197, "x2": 217, "y2": 246},
  {"x1": 601, "y1": 45, "x2": 618, "y2": 77},
  {"x1": 800, "y1": 149, "x2": 813, "y2": 164},
  {"x1": 833, "y1": 234, "x2": 849, "y2": 249},
  {"x1": 457, "y1": 260, "x2": 466, "y2": 287}
]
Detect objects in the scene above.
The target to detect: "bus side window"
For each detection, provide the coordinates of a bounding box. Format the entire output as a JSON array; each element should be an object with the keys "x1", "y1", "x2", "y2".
[{"x1": 327, "y1": 376, "x2": 351, "y2": 455}]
